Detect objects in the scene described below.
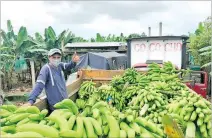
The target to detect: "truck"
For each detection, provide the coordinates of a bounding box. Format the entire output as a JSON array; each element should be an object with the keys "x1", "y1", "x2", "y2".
[
  {"x1": 126, "y1": 36, "x2": 208, "y2": 98},
  {"x1": 34, "y1": 69, "x2": 207, "y2": 111},
  {"x1": 33, "y1": 36, "x2": 208, "y2": 110},
  {"x1": 3, "y1": 69, "x2": 211, "y2": 138}
]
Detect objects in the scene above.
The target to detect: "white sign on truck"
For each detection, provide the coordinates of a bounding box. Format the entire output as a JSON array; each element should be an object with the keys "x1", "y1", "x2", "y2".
[{"x1": 127, "y1": 36, "x2": 189, "y2": 69}]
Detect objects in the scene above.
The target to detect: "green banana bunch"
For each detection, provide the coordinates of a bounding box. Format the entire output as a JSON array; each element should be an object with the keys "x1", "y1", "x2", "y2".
[
  {"x1": 145, "y1": 107, "x2": 168, "y2": 124},
  {"x1": 110, "y1": 75, "x2": 125, "y2": 91},
  {"x1": 79, "y1": 81, "x2": 97, "y2": 99},
  {"x1": 129, "y1": 88, "x2": 168, "y2": 114},
  {"x1": 76, "y1": 99, "x2": 86, "y2": 110},
  {"x1": 98, "y1": 84, "x2": 125, "y2": 111},
  {"x1": 122, "y1": 68, "x2": 139, "y2": 84},
  {"x1": 136, "y1": 74, "x2": 151, "y2": 88},
  {"x1": 123, "y1": 86, "x2": 140, "y2": 104},
  {"x1": 147, "y1": 63, "x2": 161, "y2": 75},
  {"x1": 162, "y1": 61, "x2": 177, "y2": 74}
]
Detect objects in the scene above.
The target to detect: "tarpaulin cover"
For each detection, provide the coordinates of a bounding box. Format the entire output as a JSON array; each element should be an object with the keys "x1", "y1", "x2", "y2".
[
  {"x1": 76, "y1": 52, "x2": 127, "y2": 70},
  {"x1": 14, "y1": 56, "x2": 27, "y2": 73}
]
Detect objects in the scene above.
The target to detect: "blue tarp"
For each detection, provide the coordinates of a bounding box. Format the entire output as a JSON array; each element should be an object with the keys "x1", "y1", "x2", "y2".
[{"x1": 76, "y1": 52, "x2": 127, "y2": 70}]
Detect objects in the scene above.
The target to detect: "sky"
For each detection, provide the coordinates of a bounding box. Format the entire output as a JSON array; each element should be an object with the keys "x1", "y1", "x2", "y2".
[{"x1": 1, "y1": 1, "x2": 211, "y2": 39}]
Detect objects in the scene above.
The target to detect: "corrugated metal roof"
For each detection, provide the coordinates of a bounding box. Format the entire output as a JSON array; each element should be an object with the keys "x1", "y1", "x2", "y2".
[
  {"x1": 90, "y1": 52, "x2": 126, "y2": 58},
  {"x1": 65, "y1": 42, "x2": 127, "y2": 48},
  {"x1": 126, "y1": 35, "x2": 189, "y2": 41}
]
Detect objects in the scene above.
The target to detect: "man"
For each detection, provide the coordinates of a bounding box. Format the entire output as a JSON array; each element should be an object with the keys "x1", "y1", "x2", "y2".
[{"x1": 24, "y1": 48, "x2": 80, "y2": 112}]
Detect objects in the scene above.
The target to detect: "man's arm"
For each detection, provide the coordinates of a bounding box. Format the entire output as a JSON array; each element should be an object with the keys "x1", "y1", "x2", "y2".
[
  {"x1": 28, "y1": 65, "x2": 49, "y2": 105},
  {"x1": 61, "y1": 61, "x2": 77, "y2": 72},
  {"x1": 28, "y1": 83, "x2": 45, "y2": 105},
  {"x1": 61, "y1": 52, "x2": 80, "y2": 72}
]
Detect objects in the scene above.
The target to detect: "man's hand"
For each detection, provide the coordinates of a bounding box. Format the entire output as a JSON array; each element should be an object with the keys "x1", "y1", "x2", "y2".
[{"x1": 72, "y1": 51, "x2": 80, "y2": 63}]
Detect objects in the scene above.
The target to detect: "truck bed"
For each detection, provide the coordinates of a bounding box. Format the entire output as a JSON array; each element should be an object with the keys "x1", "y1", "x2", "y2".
[{"x1": 34, "y1": 69, "x2": 198, "y2": 110}]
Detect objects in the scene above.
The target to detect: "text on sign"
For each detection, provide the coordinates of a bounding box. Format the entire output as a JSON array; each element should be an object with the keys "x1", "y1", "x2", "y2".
[{"x1": 133, "y1": 42, "x2": 182, "y2": 52}]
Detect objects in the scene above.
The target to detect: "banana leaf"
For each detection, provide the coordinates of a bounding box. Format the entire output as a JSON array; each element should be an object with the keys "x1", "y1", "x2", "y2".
[
  {"x1": 199, "y1": 46, "x2": 212, "y2": 52},
  {"x1": 199, "y1": 51, "x2": 211, "y2": 56},
  {"x1": 6, "y1": 20, "x2": 16, "y2": 40},
  {"x1": 46, "y1": 39, "x2": 56, "y2": 49},
  {"x1": 27, "y1": 37, "x2": 46, "y2": 47},
  {"x1": 57, "y1": 30, "x2": 67, "y2": 43},
  {"x1": 16, "y1": 26, "x2": 28, "y2": 48},
  {"x1": 28, "y1": 49, "x2": 48, "y2": 54},
  {"x1": 35, "y1": 32, "x2": 44, "y2": 42},
  {"x1": 44, "y1": 28, "x2": 49, "y2": 40},
  {"x1": 0, "y1": 54, "x2": 15, "y2": 58},
  {"x1": 201, "y1": 62, "x2": 212, "y2": 68},
  {"x1": 18, "y1": 40, "x2": 38, "y2": 54},
  {"x1": 0, "y1": 70, "x2": 4, "y2": 76},
  {"x1": 64, "y1": 31, "x2": 74, "y2": 44},
  {"x1": 7, "y1": 20, "x2": 13, "y2": 32},
  {"x1": 0, "y1": 46, "x2": 11, "y2": 51},
  {"x1": 47, "y1": 26, "x2": 56, "y2": 41},
  {"x1": 0, "y1": 29, "x2": 10, "y2": 44}
]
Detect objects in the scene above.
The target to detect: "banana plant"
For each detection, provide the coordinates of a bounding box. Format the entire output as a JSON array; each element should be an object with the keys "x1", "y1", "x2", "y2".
[
  {"x1": 199, "y1": 46, "x2": 212, "y2": 76},
  {"x1": 0, "y1": 20, "x2": 46, "y2": 89},
  {"x1": 189, "y1": 16, "x2": 211, "y2": 67},
  {"x1": 43, "y1": 26, "x2": 78, "y2": 50},
  {"x1": 128, "y1": 33, "x2": 141, "y2": 39},
  {"x1": 91, "y1": 33, "x2": 127, "y2": 42}
]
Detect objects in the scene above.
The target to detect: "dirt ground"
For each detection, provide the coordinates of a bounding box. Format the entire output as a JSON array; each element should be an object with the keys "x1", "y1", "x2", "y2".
[{"x1": 2, "y1": 74, "x2": 32, "y2": 106}]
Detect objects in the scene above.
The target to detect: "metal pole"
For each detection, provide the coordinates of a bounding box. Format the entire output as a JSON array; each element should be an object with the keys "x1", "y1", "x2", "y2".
[
  {"x1": 148, "y1": 27, "x2": 151, "y2": 36},
  {"x1": 159, "y1": 22, "x2": 162, "y2": 36}
]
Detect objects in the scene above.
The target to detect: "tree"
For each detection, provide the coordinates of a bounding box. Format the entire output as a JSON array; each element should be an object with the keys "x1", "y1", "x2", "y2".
[
  {"x1": 0, "y1": 20, "x2": 48, "y2": 90},
  {"x1": 188, "y1": 16, "x2": 211, "y2": 75},
  {"x1": 128, "y1": 33, "x2": 141, "y2": 39},
  {"x1": 0, "y1": 20, "x2": 31, "y2": 89}
]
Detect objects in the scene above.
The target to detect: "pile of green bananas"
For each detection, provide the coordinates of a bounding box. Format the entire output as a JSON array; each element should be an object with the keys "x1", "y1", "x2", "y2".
[
  {"x1": 78, "y1": 81, "x2": 97, "y2": 99},
  {"x1": 167, "y1": 90, "x2": 212, "y2": 138},
  {"x1": 92, "y1": 102, "x2": 165, "y2": 138}
]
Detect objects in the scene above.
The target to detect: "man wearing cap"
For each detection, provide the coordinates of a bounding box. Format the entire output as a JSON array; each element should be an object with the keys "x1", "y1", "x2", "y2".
[{"x1": 24, "y1": 48, "x2": 80, "y2": 112}]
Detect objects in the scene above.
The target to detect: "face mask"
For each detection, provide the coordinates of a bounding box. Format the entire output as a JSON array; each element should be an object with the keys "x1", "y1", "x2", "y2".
[{"x1": 51, "y1": 59, "x2": 61, "y2": 67}]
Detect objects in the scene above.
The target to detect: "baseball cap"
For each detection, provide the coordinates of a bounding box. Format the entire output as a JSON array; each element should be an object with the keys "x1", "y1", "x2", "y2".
[{"x1": 48, "y1": 48, "x2": 62, "y2": 56}]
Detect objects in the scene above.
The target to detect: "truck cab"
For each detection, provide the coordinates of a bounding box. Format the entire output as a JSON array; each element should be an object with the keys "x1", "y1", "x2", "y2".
[
  {"x1": 185, "y1": 71, "x2": 208, "y2": 98},
  {"x1": 133, "y1": 60, "x2": 179, "y2": 71}
]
